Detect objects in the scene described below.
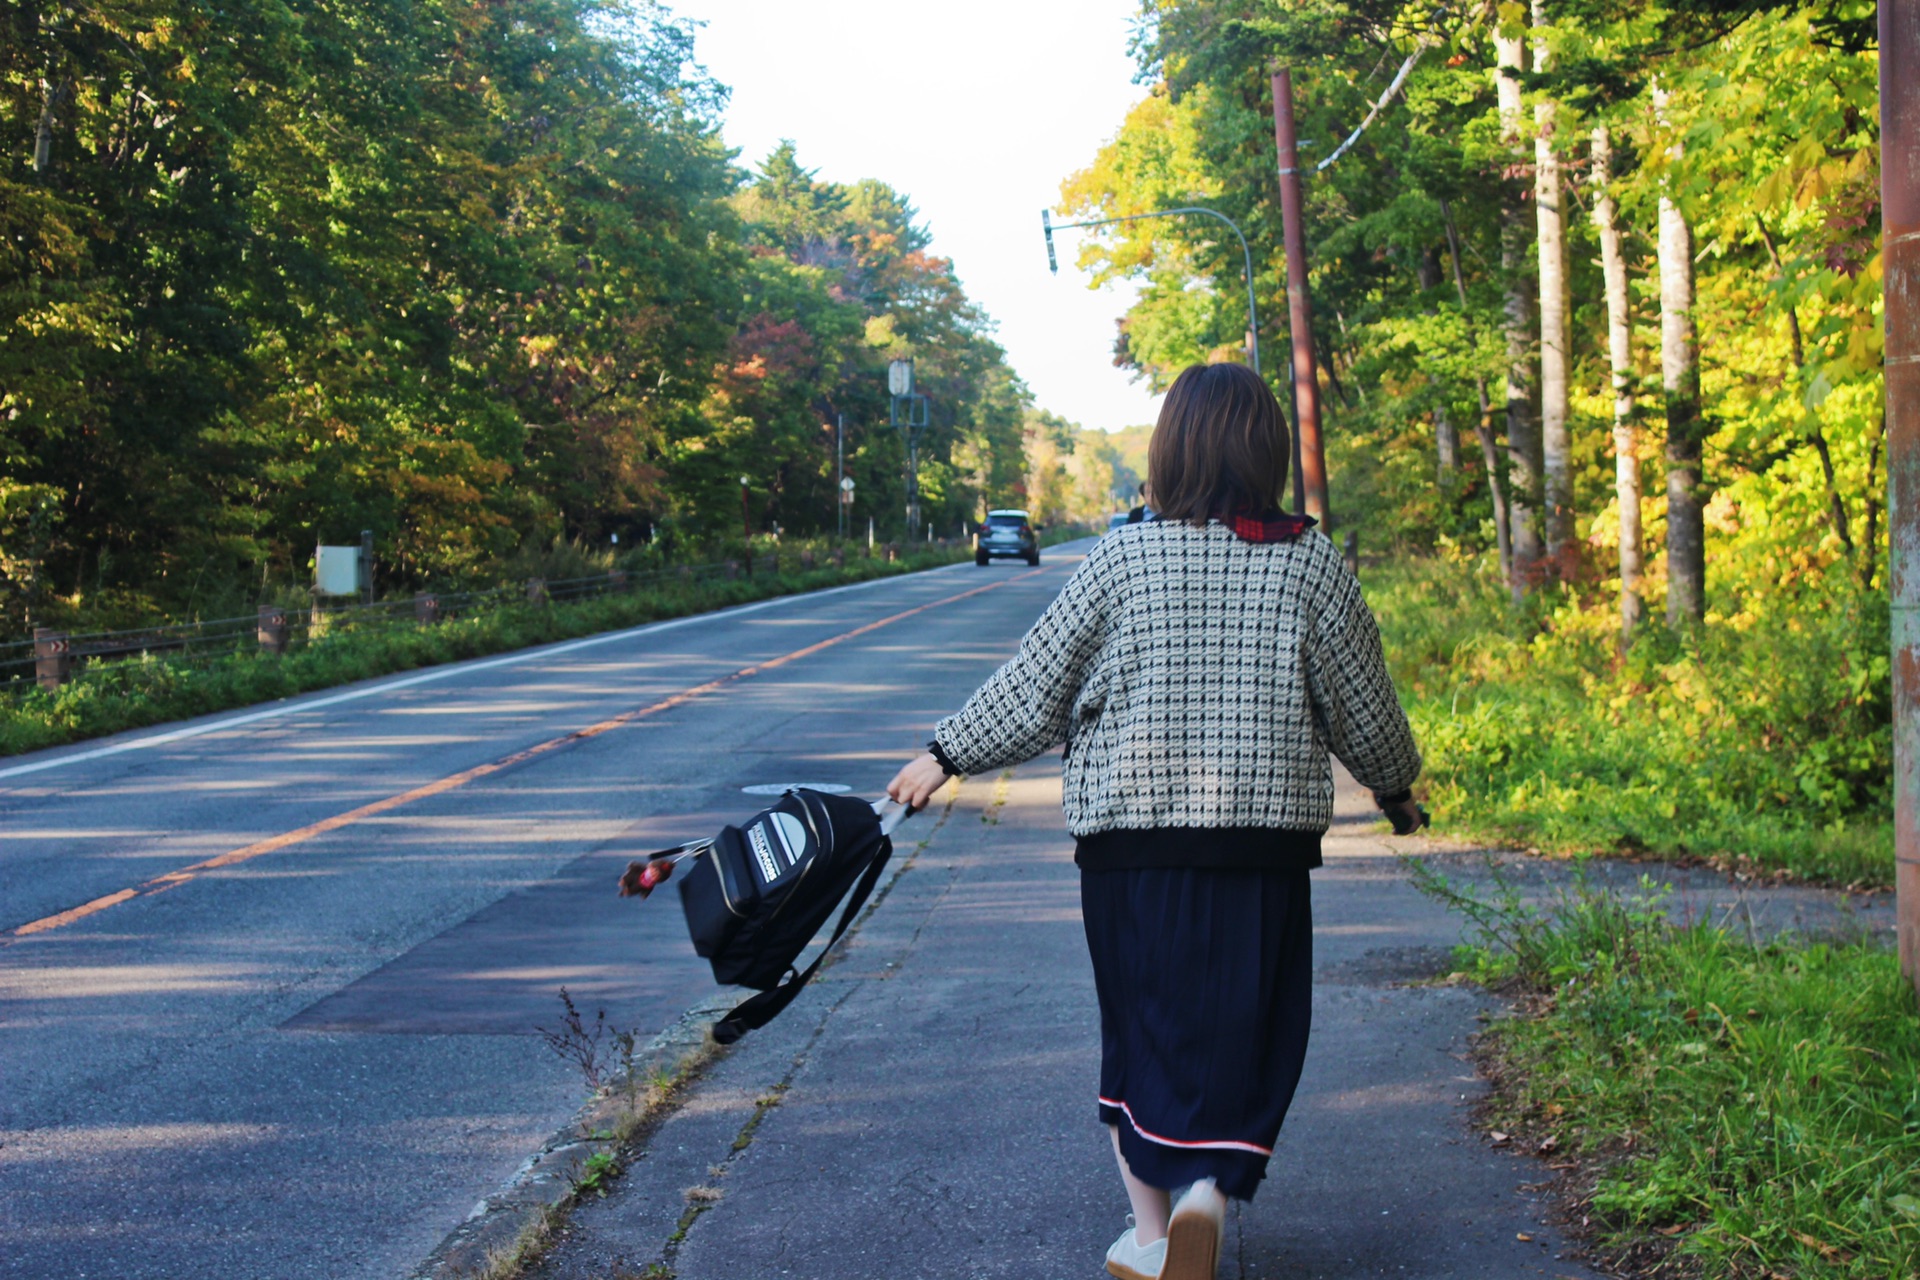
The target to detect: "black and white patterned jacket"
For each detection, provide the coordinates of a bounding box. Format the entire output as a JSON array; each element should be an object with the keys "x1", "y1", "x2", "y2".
[{"x1": 933, "y1": 520, "x2": 1421, "y2": 838}]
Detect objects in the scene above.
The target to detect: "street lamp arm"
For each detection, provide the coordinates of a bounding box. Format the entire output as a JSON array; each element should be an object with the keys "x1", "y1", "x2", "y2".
[{"x1": 1042, "y1": 205, "x2": 1261, "y2": 377}]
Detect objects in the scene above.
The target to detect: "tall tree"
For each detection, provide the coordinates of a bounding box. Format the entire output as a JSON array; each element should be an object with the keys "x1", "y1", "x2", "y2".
[
  {"x1": 1442, "y1": 198, "x2": 1514, "y2": 586},
  {"x1": 1496, "y1": 22, "x2": 1543, "y2": 597},
  {"x1": 1532, "y1": 0, "x2": 1573, "y2": 577},
  {"x1": 1653, "y1": 79, "x2": 1706, "y2": 623},
  {"x1": 1591, "y1": 125, "x2": 1642, "y2": 637}
]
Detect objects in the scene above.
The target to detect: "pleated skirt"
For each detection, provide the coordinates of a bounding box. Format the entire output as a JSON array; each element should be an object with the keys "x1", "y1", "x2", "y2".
[{"x1": 1081, "y1": 865, "x2": 1313, "y2": 1201}]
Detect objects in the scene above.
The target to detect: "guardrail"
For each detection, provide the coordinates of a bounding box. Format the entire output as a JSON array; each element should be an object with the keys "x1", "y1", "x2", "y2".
[{"x1": 0, "y1": 539, "x2": 932, "y2": 697}]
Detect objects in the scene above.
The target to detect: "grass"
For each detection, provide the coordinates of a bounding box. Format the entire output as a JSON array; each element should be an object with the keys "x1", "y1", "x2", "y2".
[
  {"x1": 1413, "y1": 861, "x2": 1920, "y2": 1279},
  {"x1": 0, "y1": 546, "x2": 974, "y2": 758},
  {"x1": 1367, "y1": 556, "x2": 1891, "y2": 887}
]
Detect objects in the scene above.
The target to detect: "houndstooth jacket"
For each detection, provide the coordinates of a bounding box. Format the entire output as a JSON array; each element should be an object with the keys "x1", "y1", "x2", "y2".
[{"x1": 933, "y1": 519, "x2": 1421, "y2": 838}]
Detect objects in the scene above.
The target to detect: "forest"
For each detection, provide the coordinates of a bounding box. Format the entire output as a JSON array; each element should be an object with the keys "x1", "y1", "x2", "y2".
[
  {"x1": 1065, "y1": 0, "x2": 1889, "y2": 880},
  {"x1": 1057, "y1": 10, "x2": 1907, "y2": 1272},
  {"x1": 0, "y1": 0, "x2": 1131, "y2": 638}
]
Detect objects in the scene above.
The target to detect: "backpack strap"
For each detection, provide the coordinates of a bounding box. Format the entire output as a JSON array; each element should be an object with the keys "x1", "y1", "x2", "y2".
[{"x1": 710, "y1": 840, "x2": 892, "y2": 1046}]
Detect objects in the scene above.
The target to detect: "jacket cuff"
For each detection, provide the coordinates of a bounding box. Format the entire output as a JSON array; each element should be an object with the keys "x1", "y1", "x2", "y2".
[{"x1": 926, "y1": 738, "x2": 962, "y2": 777}]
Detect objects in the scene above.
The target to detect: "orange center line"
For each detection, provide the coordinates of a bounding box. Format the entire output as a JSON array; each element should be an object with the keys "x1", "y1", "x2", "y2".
[{"x1": 8, "y1": 566, "x2": 1050, "y2": 942}]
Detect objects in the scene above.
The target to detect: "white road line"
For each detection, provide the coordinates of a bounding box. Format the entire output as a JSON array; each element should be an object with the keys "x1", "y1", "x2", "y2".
[{"x1": 0, "y1": 562, "x2": 990, "y2": 784}]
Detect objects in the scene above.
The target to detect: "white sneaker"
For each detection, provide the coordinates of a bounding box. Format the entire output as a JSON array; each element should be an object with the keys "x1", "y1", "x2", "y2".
[
  {"x1": 1105, "y1": 1216, "x2": 1166, "y2": 1280},
  {"x1": 1163, "y1": 1179, "x2": 1224, "y2": 1280}
]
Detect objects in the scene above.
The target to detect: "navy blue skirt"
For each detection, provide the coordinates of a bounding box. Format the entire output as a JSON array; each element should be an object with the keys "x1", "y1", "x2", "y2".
[{"x1": 1081, "y1": 865, "x2": 1313, "y2": 1201}]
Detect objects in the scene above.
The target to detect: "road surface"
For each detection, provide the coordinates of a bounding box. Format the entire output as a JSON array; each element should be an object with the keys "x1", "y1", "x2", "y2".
[{"x1": 0, "y1": 549, "x2": 1080, "y2": 1280}]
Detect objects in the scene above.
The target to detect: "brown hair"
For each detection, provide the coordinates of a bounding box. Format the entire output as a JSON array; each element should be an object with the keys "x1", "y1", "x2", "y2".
[{"x1": 1146, "y1": 362, "x2": 1291, "y2": 525}]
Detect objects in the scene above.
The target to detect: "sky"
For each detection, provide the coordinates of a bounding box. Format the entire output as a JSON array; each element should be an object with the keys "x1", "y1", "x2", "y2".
[{"x1": 666, "y1": 0, "x2": 1163, "y2": 433}]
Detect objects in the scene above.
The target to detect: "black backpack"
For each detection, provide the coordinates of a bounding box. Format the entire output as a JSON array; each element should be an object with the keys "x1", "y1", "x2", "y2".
[{"x1": 624, "y1": 789, "x2": 902, "y2": 1044}]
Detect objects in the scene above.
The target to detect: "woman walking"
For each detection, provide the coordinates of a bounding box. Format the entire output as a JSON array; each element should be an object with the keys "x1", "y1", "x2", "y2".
[{"x1": 888, "y1": 362, "x2": 1425, "y2": 1280}]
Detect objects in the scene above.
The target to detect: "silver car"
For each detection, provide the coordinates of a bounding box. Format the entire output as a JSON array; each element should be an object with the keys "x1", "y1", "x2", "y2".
[{"x1": 975, "y1": 509, "x2": 1040, "y2": 566}]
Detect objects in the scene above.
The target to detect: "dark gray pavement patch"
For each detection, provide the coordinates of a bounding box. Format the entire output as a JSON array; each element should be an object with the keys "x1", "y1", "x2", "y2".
[{"x1": 283, "y1": 810, "x2": 736, "y2": 1036}]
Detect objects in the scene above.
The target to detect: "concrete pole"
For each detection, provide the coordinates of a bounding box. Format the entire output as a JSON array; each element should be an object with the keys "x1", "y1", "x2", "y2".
[
  {"x1": 1884, "y1": 0, "x2": 1920, "y2": 994},
  {"x1": 1271, "y1": 68, "x2": 1329, "y2": 524}
]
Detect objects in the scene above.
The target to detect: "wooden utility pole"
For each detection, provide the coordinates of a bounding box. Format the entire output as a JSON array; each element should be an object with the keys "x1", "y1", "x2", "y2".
[
  {"x1": 1883, "y1": 0, "x2": 1920, "y2": 996},
  {"x1": 1271, "y1": 68, "x2": 1329, "y2": 524}
]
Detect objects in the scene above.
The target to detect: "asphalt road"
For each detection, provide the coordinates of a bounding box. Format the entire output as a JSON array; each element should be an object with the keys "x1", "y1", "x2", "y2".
[{"x1": 0, "y1": 546, "x2": 1088, "y2": 1280}]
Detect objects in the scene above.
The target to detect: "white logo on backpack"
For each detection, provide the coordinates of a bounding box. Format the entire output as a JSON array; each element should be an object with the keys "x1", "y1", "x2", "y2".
[{"x1": 747, "y1": 824, "x2": 781, "y2": 883}]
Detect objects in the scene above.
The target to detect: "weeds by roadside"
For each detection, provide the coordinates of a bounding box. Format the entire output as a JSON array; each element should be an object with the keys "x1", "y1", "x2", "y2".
[
  {"x1": 1410, "y1": 858, "x2": 1920, "y2": 1278},
  {"x1": 0, "y1": 547, "x2": 969, "y2": 758},
  {"x1": 1370, "y1": 557, "x2": 1891, "y2": 887}
]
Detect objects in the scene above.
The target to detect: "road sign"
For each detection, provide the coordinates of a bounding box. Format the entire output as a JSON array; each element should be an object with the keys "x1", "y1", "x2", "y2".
[
  {"x1": 888, "y1": 359, "x2": 913, "y2": 398},
  {"x1": 314, "y1": 545, "x2": 361, "y2": 596},
  {"x1": 840, "y1": 477, "x2": 855, "y2": 491}
]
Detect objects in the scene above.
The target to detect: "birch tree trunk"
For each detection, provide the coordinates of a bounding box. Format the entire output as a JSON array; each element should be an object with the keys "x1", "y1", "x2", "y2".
[
  {"x1": 34, "y1": 79, "x2": 67, "y2": 174},
  {"x1": 1653, "y1": 82, "x2": 1706, "y2": 623},
  {"x1": 1591, "y1": 125, "x2": 1642, "y2": 638},
  {"x1": 1441, "y1": 199, "x2": 1513, "y2": 586},
  {"x1": 1497, "y1": 28, "x2": 1542, "y2": 600},
  {"x1": 1419, "y1": 247, "x2": 1461, "y2": 476},
  {"x1": 1533, "y1": 1, "x2": 1572, "y2": 578}
]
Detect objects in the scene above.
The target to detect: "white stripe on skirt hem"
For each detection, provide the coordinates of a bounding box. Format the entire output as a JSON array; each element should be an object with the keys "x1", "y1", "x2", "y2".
[{"x1": 1100, "y1": 1095, "x2": 1274, "y2": 1156}]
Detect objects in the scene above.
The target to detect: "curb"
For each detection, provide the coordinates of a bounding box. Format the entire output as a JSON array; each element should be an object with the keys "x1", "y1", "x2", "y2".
[{"x1": 406, "y1": 993, "x2": 734, "y2": 1280}]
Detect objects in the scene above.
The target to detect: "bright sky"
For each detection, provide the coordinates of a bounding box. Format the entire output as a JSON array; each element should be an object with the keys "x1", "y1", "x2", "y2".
[{"x1": 667, "y1": 0, "x2": 1163, "y2": 433}]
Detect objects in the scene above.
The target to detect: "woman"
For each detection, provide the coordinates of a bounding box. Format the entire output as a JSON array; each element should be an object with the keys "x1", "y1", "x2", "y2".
[{"x1": 887, "y1": 361, "x2": 1424, "y2": 1280}]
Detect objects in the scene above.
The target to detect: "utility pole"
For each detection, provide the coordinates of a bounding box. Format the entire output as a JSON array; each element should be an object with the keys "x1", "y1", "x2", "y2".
[
  {"x1": 836, "y1": 413, "x2": 846, "y2": 539},
  {"x1": 1271, "y1": 68, "x2": 1329, "y2": 523},
  {"x1": 1884, "y1": 0, "x2": 1920, "y2": 998},
  {"x1": 889, "y1": 360, "x2": 928, "y2": 537}
]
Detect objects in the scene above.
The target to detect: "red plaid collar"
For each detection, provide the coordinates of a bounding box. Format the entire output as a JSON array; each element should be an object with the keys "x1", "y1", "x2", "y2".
[{"x1": 1221, "y1": 510, "x2": 1318, "y2": 544}]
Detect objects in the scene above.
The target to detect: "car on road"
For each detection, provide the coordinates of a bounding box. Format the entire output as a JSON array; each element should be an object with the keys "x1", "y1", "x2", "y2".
[
  {"x1": 1106, "y1": 512, "x2": 1130, "y2": 533},
  {"x1": 976, "y1": 509, "x2": 1039, "y2": 566}
]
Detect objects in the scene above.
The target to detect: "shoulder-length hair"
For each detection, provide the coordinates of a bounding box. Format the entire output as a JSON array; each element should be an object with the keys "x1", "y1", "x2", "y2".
[{"x1": 1147, "y1": 362, "x2": 1291, "y2": 526}]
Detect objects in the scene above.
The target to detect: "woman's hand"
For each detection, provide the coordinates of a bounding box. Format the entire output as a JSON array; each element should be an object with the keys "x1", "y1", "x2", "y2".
[
  {"x1": 1376, "y1": 793, "x2": 1430, "y2": 836},
  {"x1": 887, "y1": 751, "x2": 951, "y2": 813}
]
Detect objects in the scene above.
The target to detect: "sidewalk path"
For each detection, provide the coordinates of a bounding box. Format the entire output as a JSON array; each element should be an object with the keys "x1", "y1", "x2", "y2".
[{"x1": 530, "y1": 759, "x2": 1604, "y2": 1280}]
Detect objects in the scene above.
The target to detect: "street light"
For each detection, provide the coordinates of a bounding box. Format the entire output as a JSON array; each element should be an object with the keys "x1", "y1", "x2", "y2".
[
  {"x1": 1042, "y1": 206, "x2": 1261, "y2": 376},
  {"x1": 739, "y1": 474, "x2": 751, "y2": 540}
]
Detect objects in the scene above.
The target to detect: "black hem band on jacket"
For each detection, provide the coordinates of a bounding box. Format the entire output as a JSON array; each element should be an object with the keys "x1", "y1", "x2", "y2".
[{"x1": 1073, "y1": 827, "x2": 1323, "y2": 872}]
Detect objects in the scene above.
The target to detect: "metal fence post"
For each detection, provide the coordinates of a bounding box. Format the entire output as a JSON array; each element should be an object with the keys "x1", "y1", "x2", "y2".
[
  {"x1": 33, "y1": 628, "x2": 69, "y2": 691},
  {"x1": 257, "y1": 607, "x2": 289, "y2": 656},
  {"x1": 525, "y1": 578, "x2": 547, "y2": 606},
  {"x1": 608, "y1": 569, "x2": 628, "y2": 593},
  {"x1": 415, "y1": 594, "x2": 440, "y2": 625}
]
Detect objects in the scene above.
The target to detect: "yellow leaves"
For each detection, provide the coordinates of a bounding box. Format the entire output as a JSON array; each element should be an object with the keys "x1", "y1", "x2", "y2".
[{"x1": 862, "y1": 315, "x2": 905, "y2": 356}]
